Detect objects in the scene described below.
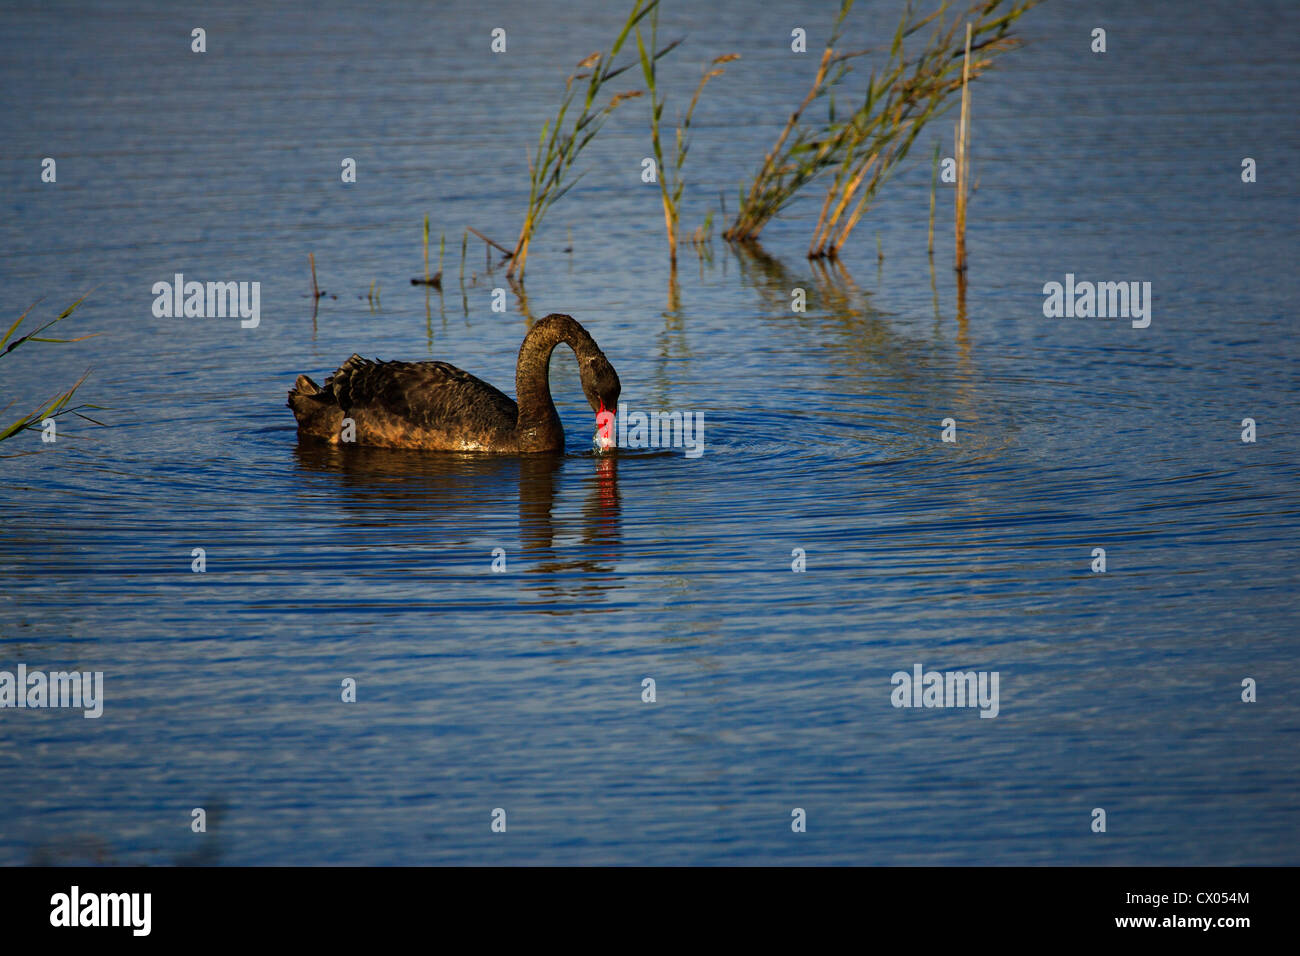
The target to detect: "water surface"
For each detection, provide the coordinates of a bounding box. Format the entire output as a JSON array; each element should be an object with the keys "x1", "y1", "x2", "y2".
[{"x1": 1, "y1": 0, "x2": 1298, "y2": 864}]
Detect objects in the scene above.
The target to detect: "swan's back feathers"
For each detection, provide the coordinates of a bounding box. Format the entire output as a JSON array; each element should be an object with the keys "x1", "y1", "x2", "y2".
[
  {"x1": 325, "y1": 355, "x2": 516, "y2": 424},
  {"x1": 290, "y1": 355, "x2": 519, "y2": 449}
]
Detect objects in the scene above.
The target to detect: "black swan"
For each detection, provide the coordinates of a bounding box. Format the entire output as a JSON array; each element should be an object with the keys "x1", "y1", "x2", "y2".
[{"x1": 287, "y1": 313, "x2": 620, "y2": 453}]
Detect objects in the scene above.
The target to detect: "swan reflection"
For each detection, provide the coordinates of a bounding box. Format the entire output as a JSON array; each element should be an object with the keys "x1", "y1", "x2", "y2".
[{"x1": 292, "y1": 443, "x2": 622, "y2": 606}]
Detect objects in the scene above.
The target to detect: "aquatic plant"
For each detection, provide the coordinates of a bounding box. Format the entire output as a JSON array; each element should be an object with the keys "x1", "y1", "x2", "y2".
[
  {"x1": 928, "y1": 139, "x2": 940, "y2": 255},
  {"x1": 723, "y1": 0, "x2": 1036, "y2": 259},
  {"x1": 1, "y1": 295, "x2": 101, "y2": 444},
  {"x1": 636, "y1": 2, "x2": 737, "y2": 268},
  {"x1": 507, "y1": 0, "x2": 679, "y2": 281},
  {"x1": 953, "y1": 22, "x2": 973, "y2": 272},
  {"x1": 412, "y1": 216, "x2": 442, "y2": 286},
  {"x1": 308, "y1": 252, "x2": 324, "y2": 299}
]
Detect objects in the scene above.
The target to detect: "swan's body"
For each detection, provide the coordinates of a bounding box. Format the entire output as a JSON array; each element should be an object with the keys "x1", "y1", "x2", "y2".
[{"x1": 287, "y1": 313, "x2": 619, "y2": 453}]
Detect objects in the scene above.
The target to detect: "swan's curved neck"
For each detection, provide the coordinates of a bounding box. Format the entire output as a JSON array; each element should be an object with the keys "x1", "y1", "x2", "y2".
[{"x1": 514, "y1": 313, "x2": 598, "y2": 445}]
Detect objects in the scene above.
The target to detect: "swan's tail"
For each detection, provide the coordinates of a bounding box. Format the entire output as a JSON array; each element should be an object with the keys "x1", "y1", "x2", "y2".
[{"x1": 288, "y1": 374, "x2": 343, "y2": 441}]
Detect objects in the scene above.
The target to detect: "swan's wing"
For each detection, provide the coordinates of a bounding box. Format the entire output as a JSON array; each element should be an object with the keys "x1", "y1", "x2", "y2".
[{"x1": 324, "y1": 355, "x2": 517, "y2": 430}]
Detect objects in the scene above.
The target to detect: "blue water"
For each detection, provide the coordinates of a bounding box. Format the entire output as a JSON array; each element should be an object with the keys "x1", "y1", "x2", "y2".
[{"x1": 1, "y1": 0, "x2": 1297, "y2": 864}]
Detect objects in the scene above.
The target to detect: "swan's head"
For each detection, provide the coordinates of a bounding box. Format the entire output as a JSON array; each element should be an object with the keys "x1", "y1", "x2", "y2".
[{"x1": 580, "y1": 351, "x2": 621, "y2": 417}]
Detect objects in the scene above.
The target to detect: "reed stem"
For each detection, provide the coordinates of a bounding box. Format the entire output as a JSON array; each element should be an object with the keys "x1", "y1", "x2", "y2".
[
  {"x1": 928, "y1": 140, "x2": 939, "y2": 255},
  {"x1": 955, "y1": 21, "x2": 972, "y2": 273}
]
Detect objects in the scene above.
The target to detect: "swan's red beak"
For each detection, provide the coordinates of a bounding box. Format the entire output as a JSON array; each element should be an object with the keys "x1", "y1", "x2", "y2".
[{"x1": 594, "y1": 398, "x2": 615, "y2": 450}]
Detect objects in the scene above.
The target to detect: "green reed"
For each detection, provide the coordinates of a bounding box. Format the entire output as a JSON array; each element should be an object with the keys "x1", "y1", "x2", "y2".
[
  {"x1": 725, "y1": 0, "x2": 1036, "y2": 258},
  {"x1": 507, "y1": 0, "x2": 680, "y2": 281},
  {"x1": 1, "y1": 295, "x2": 102, "y2": 444},
  {"x1": 637, "y1": 1, "x2": 736, "y2": 268}
]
